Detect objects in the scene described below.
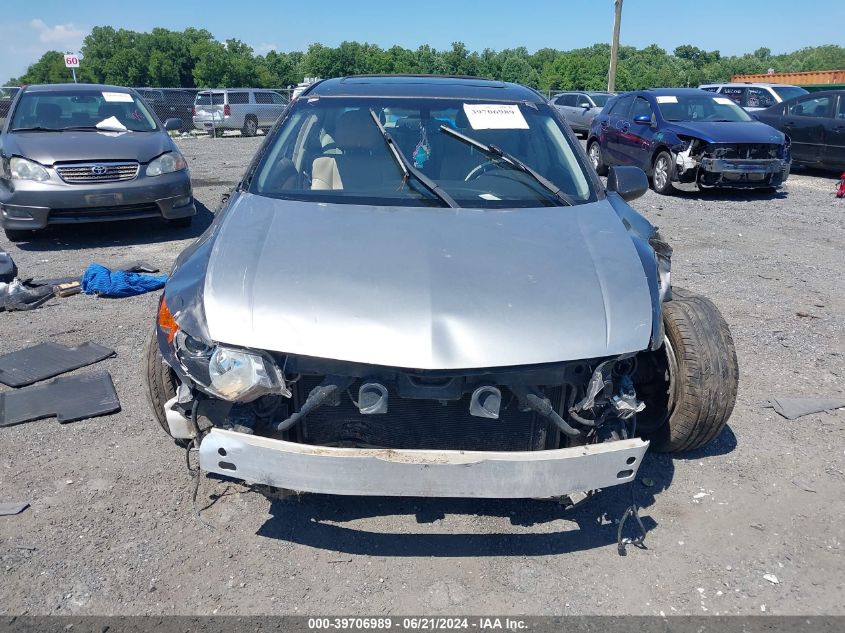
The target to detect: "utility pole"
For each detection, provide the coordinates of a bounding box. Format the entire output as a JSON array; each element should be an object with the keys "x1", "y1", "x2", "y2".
[{"x1": 608, "y1": 0, "x2": 623, "y2": 92}]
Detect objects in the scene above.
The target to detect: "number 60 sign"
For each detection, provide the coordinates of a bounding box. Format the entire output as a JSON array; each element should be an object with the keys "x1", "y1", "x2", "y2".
[{"x1": 64, "y1": 54, "x2": 80, "y2": 68}]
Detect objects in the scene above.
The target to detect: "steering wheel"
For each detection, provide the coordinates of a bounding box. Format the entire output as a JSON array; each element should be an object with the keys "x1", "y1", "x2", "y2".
[{"x1": 465, "y1": 159, "x2": 505, "y2": 182}]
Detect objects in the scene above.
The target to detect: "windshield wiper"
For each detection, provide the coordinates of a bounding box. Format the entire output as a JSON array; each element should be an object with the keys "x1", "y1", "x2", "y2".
[
  {"x1": 367, "y1": 110, "x2": 457, "y2": 208},
  {"x1": 10, "y1": 126, "x2": 60, "y2": 132},
  {"x1": 439, "y1": 125, "x2": 575, "y2": 207}
]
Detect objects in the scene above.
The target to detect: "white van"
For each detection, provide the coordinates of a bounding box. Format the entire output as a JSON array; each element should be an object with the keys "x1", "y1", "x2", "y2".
[{"x1": 698, "y1": 83, "x2": 808, "y2": 111}]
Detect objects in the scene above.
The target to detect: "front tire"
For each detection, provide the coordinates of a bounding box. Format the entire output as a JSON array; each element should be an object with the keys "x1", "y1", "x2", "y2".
[
  {"x1": 142, "y1": 328, "x2": 180, "y2": 440},
  {"x1": 651, "y1": 151, "x2": 675, "y2": 195},
  {"x1": 4, "y1": 228, "x2": 34, "y2": 242},
  {"x1": 587, "y1": 140, "x2": 608, "y2": 176},
  {"x1": 636, "y1": 288, "x2": 739, "y2": 453}
]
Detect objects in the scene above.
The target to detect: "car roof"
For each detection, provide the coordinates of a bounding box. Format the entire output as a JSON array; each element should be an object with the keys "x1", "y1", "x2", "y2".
[
  {"x1": 638, "y1": 88, "x2": 720, "y2": 96},
  {"x1": 23, "y1": 83, "x2": 134, "y2": 93},
  {"x1": 700, "y1": 82, "x2": 802, "y2": 88},
  {"x1": 307, "y1": 75, "x2": 546, "y2": 103}
]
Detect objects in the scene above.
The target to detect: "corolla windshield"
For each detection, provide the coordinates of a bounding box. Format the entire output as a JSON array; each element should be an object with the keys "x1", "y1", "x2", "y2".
[
  {"x1": 251, "y1": 97, "x2": 595, "y2": 208},
  {"x1": 10, "y1": 89, "x2": 158, "y2": 132},
  {"x1": 658, "y1": 94, "x2": 753, "y2": 123}
]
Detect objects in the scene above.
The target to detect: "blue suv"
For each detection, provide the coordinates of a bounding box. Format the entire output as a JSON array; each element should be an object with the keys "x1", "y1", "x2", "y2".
[{"x1": 587, "y1": 88, "x2": 791, "y2": 195}]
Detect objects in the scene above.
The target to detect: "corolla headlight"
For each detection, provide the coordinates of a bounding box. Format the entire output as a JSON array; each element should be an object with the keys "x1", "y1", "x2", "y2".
[
  {"x1": 146, "y1": 152, "x2": 187, "y2": 176},
  {"x1": 10, "y1": 157, "x2": 50, "y2": 182}
]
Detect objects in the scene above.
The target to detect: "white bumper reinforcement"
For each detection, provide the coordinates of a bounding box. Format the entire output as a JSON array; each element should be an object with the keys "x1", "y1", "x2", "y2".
[{"x1": 198, "y1": 429, "x2": 649, "y2": 498}]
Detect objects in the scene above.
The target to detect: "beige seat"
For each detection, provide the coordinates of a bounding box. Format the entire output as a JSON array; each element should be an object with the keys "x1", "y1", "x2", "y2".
[{"x1": 311, "y1": 109, "x2": 398, "y2": 191}]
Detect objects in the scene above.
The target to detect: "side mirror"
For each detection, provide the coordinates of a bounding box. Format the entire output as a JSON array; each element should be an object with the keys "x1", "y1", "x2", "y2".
[
  {"x1": 579, "y1": 103, "x2": 591, "y2": 109},
  {"x1": 606, "y1": 165, "x2": 649, "y2": 202},
  {"x1": 164, "y1": 118, "x2": 183, "y2": 131},
  {"x1": 633, "y1": 114, "x2": 652, "y2": 125},
  {"x1": 751, "y1": 113, "x2": 760, "y2": 121}
]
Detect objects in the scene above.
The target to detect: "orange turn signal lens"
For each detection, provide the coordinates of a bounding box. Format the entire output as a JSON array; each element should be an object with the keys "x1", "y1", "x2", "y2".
[{"x1": 158, "y1": 297, "x2": 179, "y2": 344}]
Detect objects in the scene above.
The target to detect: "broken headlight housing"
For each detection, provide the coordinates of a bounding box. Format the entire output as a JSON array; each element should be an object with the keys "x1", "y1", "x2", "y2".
[{"x1": 172, "y1": 330, "x2": 290, "y2": 402}]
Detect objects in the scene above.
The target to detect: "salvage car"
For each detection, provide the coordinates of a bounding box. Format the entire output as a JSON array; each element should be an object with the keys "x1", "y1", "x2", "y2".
[
  {"x1": 144, "y1": 75, "x2": 738, "y2": 503},
  {"x1": 753, "y1": 90, "x2": 845, "y2": 171},
  {"x1": 587, "y1": 88, "x2": 791, "y2": 194},
  {"x1": 551, "y1": 91, "x2": 614, "y2": 136},
  {"x1": 0, "y1": 83, "x2": 195, "y2": 241}
]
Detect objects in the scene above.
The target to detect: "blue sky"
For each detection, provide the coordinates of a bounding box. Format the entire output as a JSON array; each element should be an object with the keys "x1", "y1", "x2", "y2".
[{"x1": 2, "y1": 0, "x2": 842, "y2": 82}]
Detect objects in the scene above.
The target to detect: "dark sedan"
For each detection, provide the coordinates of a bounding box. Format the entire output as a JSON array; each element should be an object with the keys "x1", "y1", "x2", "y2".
[
  {"x1": 754, "y1": 90, "x2": 845, "y2": 171},
  {"x1": 587, "y1": 88, "x2": 791, "y2": 195}
]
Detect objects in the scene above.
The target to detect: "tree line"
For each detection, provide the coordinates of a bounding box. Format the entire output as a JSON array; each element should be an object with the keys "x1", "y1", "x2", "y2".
[{"x1": 6, "y1": 26, "x2": 845, "y2": 91}]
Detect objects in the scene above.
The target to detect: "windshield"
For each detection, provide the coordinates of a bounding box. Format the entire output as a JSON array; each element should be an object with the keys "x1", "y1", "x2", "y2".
[
  {"x1": 251, "y1": 97, "x2": 593, "y2": 208},
  {"x1": 772, "y1": 86, "x2": 808, "y2": 102},
  {"x1": 590, "y1": 94, "x2": 611, "y2": 107},
  {"x1": 10, "y1": 89, "x2": 157, "y2": 132},
  {"x1": 657, "y1": 93, "x2": 752, "y2": 123}
]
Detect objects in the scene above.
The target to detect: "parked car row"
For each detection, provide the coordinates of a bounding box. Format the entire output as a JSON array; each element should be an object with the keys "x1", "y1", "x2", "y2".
[{"x1": 569, "y1": 84, "x2": 845, "y2": 195}]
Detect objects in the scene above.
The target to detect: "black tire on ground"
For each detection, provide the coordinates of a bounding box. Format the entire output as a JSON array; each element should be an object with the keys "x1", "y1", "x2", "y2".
[
  {"x1": 241, "y1": 116, "x2": 258, "y2": 137},
  {"x1": 651, "y1": 150, "x2": 675, "y2": 195},
  {"x1": 587, "y1": 140, "x2": 608, "y2": 176},
  {"x1": 142, "y1": 327, "x2": 180, "y2": 440},
  {"x1": 166, "y1": 216, "x2": 192, "y2": 229},
  {"x1": 635, "y1": 287, "x2": 739, "y2": 453},
  {"x1": 4, "y1": 228, "x2": 33, "y2": 242}
]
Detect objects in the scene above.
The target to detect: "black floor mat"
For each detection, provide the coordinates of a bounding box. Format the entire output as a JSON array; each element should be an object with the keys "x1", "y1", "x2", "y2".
[
  {"x1": 0, "y1": 371, "x2": 121, "y2": 427},
  {"x1": 0, "y1": 342, "x2": 115, "y2": 387}
]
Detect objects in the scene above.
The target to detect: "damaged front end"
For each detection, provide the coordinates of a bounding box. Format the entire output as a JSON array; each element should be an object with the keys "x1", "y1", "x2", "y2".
[
  {"x1": 670, "y1": 137, "x2": 791, "y2": 189},
  {"x1": 156, "y1": 305, "x2": 651, "y2": 499}
]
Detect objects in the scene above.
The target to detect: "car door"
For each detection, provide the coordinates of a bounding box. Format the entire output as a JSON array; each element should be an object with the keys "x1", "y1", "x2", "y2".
[
  {"x1": 783, "y1": 94, "x2": 833, "y2": 165},
  {"x1": 603, "y1": 94, "x2": 635, "y2": 165},
  {"x1": 823, "y1": 94, "x2": 845, "y2": 168},
  {"x1": 553, "y1": 94, "x2": 575, "y2": 127},
  {"x1": 620, "y1": 96, "x2": 657, "y2": 170},
  {"x1": 571, "y1": 93, "x2": 593, "y2": 130}
]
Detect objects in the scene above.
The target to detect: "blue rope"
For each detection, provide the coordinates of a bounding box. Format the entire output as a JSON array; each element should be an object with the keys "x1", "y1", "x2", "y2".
[{"x1": 81, "y1": 263, "x2": 167, "y2": 298}]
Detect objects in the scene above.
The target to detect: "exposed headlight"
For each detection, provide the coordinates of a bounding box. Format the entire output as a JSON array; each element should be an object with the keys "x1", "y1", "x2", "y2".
[
  {"x1": 146, "y1": 152, "x2": 187, "y2": 176},
  {"x1": 208, "y1": 346, "x2": 287, "y2": 401},
  {"x1": 10, "y1": 157, "x2": 50, "y2": 182}
]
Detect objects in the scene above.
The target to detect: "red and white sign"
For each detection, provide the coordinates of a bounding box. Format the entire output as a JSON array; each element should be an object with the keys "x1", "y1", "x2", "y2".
[{"x1": 64, "y1": 54, "x2": 80, "y2": 68}]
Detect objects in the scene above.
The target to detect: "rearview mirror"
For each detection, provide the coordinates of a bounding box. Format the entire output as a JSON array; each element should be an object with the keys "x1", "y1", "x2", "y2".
[
  {"x1": 164, "y1": 118, "x2": 183, "y2": 131},
  {"x1": 606, "y1": 166, "x2": 648, "y2": 202},
  {"x1": 633, "y1": 114, "x2": 652, "y2": 125}
]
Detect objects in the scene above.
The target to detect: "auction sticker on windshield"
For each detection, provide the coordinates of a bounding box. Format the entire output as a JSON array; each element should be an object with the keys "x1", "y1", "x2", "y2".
[
  {"x1": 463, "y1": 104, "x2": 529, "y2": 130},
  {"x1": 713, "y1": 97, "x2": 735, "y2": 105},
  {"x1": 656, "y1": 96, "x2": 678, "y2": 104},
  {"x1": 102, "y1": 92, "x2": 134, "y2": 102}
]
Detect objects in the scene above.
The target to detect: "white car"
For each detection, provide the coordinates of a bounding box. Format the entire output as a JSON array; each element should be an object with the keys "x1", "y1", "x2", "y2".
[{"x1": 698, "y1": 82, "x2": 808, "y2": 111}]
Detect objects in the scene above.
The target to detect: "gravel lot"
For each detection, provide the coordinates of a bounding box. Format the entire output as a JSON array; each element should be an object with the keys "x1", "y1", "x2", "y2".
[{"x1": 1, "y1": 135, "x2": 843, "y2": 616}]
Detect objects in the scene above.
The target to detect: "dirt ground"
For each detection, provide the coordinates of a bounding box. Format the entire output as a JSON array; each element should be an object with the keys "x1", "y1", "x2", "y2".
[{"x1": 1, "y1": 135, "x2": 843, "y2": 616}]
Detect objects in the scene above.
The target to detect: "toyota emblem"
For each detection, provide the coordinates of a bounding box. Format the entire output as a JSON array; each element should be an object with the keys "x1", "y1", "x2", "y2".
[{"x1": 91, "y1": 165, "x2": 107, "y2": 175}]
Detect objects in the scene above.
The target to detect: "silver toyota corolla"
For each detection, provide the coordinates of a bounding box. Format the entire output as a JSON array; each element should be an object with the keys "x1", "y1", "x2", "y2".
[
  {"x1": 145, "y1": 76, "x2": 738, "y2": 505},
  {"x1": 0, "y1": 83, "x2": 195, "y2": 241}
]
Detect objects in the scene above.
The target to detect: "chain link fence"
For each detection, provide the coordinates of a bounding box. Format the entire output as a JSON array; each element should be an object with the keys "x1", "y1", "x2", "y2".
[{"x1": 1, "y1": 85, "x2": 297, "y2": 138}]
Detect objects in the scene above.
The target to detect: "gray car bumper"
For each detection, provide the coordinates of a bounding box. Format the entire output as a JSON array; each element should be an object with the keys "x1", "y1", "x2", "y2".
[
  {"x1": 0, "y1": 169, "x2": 194, "y2": 230},
  {"x1": 198, "y1": 428, "x2": 649, "y2": 498}
]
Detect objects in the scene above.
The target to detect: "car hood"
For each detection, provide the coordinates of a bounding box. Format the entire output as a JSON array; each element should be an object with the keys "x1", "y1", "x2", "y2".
[
  {"x1": 666, "y1": 121, "x2": 785, "y2": 145},
  {"x1": 196, "y1": 193, "x2": 654, "y2": 370},
  {"x1": 4, "y1": 130, "x2": 172, "y2": 165}
]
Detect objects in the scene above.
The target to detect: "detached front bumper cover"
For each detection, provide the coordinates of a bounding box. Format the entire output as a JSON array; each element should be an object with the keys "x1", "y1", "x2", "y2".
[{"x1": 199, "y1": 428, "x2": 649, "y2": 498}]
